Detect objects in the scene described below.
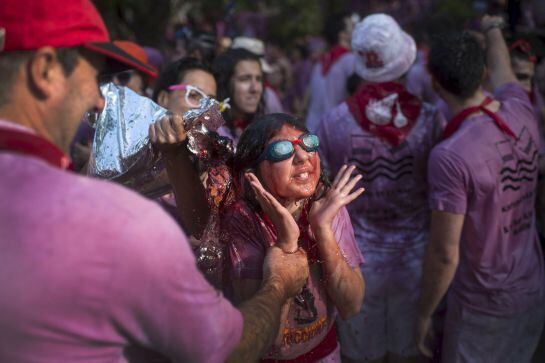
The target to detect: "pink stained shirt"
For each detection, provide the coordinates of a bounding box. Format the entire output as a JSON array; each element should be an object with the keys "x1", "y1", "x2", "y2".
[
  {"x1": 427, "y1": 83, "x2": 545, "y2": 316},
  {"x1": 306, "y1": 52, "x2": 356, "y2": 133},
  {"x1": 406, "y1": 53, "x2": 439, "y2": 105},
  {"x1": 0, "y1": 120, "x2": 242, "y2": 363},
  {"x1": 316, "y1": 101, "x2": 446, "y2": 269},
  {"x1": 221, "y1": 200, "x2": 363, "y2": 360}
]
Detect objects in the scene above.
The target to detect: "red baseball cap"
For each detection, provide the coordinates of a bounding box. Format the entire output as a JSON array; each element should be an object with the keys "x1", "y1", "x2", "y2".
[{"x1": 0, "y1": 0, "x2": 157, "y2": 77}]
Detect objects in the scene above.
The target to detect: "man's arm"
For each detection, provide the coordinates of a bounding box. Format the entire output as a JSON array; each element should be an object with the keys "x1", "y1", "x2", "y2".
[
  {"x1": 416, "y1": 210, "x2": 464, "y2": 356},
  {"x1": 226, "y1": 278, "x2": 285, "y2": 363},
  {"x1": 112, "y1": 199, "x2": 308, "y2": 363},
  {"x1": 227, "y1": 247, "x2": 309, "y2": 362},
  {"x1": 419, "y1": 210, "x2": 464, "y2": 318},
  {"x1": 482, "y1": 15, "x2": 518, "y2": 90}
]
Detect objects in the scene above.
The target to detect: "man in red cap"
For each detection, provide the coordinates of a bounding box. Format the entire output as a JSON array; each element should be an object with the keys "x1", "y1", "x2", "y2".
[
  {"x1": 69, "y1": 40, "x2": 158, "y2": 172},
  {"x1": 0, "y1": 1, "x2": 309, "y2": 362}
]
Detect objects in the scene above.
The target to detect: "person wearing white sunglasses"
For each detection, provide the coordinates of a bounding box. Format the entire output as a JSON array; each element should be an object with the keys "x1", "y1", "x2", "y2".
[{"x1": 153, "y1": 57, "x2": 217, "y2": 116}]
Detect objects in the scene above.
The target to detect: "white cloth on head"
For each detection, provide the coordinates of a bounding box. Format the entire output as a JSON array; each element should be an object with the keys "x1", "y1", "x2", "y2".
[{"x1": 352, "y1": 13, "x2": 416, "y2": 82}]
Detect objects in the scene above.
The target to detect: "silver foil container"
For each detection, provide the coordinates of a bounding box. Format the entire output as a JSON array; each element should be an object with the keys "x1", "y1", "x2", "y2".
[{"x1": 88, "y1": 83, "x2": 227, "y2": 198}]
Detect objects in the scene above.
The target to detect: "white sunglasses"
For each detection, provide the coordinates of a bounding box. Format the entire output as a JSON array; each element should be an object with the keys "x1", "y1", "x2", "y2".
[{"x1": 168, "y1": 84, "x2": 210, "y2": 109}]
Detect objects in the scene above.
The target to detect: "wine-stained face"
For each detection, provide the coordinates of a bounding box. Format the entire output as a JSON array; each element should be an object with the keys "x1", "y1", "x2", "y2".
[{"x1": 257, "y1": 125, "x2": 321, "y2": 201}]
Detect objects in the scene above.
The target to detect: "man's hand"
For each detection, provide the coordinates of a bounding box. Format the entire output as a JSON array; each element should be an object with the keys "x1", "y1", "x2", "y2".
[
  {"x1": 149, "y1": 113, "x2": 187, "y2": 152},
  {"x1": 481, "y1": 15, "x2": 505, "y2": 33},
  {"x1": 415, "y1": 315, "x2": 434, "y2": 359},
  {"x1": 263, "y1": 246, "x2": 309, "y2": 299},
  {"x1": 227, "y1": 247, "x2": 309, "y2": 362},
  {"x1": 481, "y1": 14, "x2": 517, "y2": 89}
]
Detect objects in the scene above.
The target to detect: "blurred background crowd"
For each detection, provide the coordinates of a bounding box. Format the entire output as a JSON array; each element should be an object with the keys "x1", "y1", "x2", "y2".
[{"x1": 81, "y1": 0, "x2": 545, "y2": 128}]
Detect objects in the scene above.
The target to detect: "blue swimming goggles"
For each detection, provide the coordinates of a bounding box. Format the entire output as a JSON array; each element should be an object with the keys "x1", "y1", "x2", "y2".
[{"x1": 257, "y1": 134, "x2": 320, "y2": 163}]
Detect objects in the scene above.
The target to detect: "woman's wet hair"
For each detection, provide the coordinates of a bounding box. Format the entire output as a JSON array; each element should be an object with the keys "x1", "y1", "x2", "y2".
[
  {"x1": 212, "y1": 48, "x2": 265, "y2": 127},
  {"x1": 233, "y1": 113, "x2": 330, "y2": 207}
]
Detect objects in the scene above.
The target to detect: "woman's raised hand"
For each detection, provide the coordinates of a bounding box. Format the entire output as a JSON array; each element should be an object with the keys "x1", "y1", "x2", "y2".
[
  {"x1": 245, "y1": 172, "x2": 300, "y2": 253},
  {"x1": 309, "y1": 165, "x2": 364, "y2": 231},
  {"x1": 148, "y1": 113, "x2": 187, "y2": 150}
]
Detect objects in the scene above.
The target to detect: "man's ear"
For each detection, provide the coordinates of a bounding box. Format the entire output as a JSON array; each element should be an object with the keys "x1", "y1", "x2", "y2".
[
  {"x1": 157, "y1": 90, "x2": 169, "y2": 108},
  {"x1": 27, "y1": 46, "x2": 66, "y2": 99},
  {"x1": 0, "y1": 28, "x2": 5, "y2": 52},
  {"x1": 482, "y1": 66, "x2": 489, "y2": 83}
]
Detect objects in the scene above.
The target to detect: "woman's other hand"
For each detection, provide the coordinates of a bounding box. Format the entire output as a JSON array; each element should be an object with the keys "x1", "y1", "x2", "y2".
[{"x1": 309, "y1": 164, "x2": 364, "y2": 232}]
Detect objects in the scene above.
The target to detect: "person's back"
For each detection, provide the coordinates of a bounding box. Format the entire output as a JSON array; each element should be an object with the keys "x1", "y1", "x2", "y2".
[
  {"x1": 406, "y1": 50, "x2": 439, "y2": 105},
  {"x1": 306, "y1": 51, "x2": 355, "y2": 133},
  {"x1": 306, "y1": 13, "x2": 356, "y2": 133},
  {"x1": 318, "y1": 14, "x2": 444, "y2": 363},
  {"x1": 0, "y1": 122, "x2": 243, "y2": 362},
  {"x1": 318, "y1": 100, "x2": 444, "y2": 266},
  {"x1": 323, "y1": 52, "x2": 356, "y2": 111},
  {"x1": 417, "y1": 23, "x2": 545, "y2": 363},
  {"x1": 305, "y1": 62, "x2": 329, "y2": 132},
  {"x1": 429, "y1": 83, "x2": 544, "y2": 314}
]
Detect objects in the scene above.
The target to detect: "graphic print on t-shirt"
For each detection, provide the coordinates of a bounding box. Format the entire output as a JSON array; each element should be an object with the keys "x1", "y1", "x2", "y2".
[
  {"x1": 495, "y1": 126, "x2": 538, "y2": 192},
  {"x1": 293, "y1": 285, "x2": 318, "y2": 324},
  {"x1": 348, "y1": 134, "x2": 413, "y2": 183}
]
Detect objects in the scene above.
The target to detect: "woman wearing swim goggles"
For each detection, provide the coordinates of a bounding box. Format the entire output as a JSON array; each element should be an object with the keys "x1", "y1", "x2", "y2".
[
  {"x1": 221, "y1": 113, "x2": 365, "y2": 362},
  {"x1": 257, "y1": 133, "x2": 320, "y2": 163}
]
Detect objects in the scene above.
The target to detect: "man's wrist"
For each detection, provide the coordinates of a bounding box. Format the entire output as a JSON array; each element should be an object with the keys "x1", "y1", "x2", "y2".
[
  {"x1": 482, "y1": 19, "x2": 504, "y2": 34},
  {"x1": 418, "y1": 304, "x2": 434, "y2": 321},
  {"x1": 261, "y1": 275, "x2": 288, "y2": 302}
]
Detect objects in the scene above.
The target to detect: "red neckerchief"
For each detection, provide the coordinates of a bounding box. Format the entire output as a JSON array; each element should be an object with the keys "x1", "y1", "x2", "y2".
[
  {"x1": 347, "y1": 82, "x2": 422, "y2": 146},
  {"x1": 0, "y1": 126, "x2": 72, "y2": 170},
  {"x1": 232, "y1": 119, "x2": 249, "y2": 130},
  {"x1": 442, "y1": 97, "x2": 517, "y2": 140},
  {"x1": 509, "y1": 39, "x2": 537, "y2": 63},
  {"x1": 260, "y1": 201, "x2": 320, "y2": 264},
  {"x1": 320, "y1": 45, "x2": 350, "y2": 76}
]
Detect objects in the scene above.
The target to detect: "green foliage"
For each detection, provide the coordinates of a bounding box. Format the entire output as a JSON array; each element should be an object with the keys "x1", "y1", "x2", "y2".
[
  {"x1": 265, "y1": 0, "x2": 322, "y2": 46},
  {"x1": 94, "y1": 0, "x2": 172, "y2": 46},
  {"x1": 227, "y1": 0, "x2": 351, "y2": 47},
  {"x1": 434, "y1": 0, "x2": 476, "y2": 23},
  {"x1": 92, "y1": 0, "x2": 351, "y2": 49}
]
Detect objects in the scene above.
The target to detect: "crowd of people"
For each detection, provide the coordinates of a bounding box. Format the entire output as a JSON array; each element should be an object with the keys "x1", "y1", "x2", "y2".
[{"x1": 2, "y1": 0, "x2": 545, "y2": 362}]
